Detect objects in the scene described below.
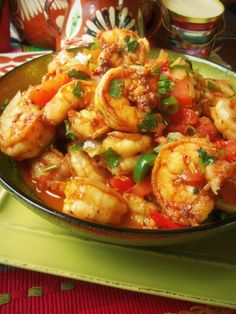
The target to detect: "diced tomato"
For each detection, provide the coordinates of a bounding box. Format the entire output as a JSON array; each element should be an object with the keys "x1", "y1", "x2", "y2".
[
  {"x1": 150, "y1": 211, "x2": 183, "y2": 229},
  {"x1": 167, "y1": 108, "x2": 199, "y2": 134},
  {"x1": 127, "y1": 176, "x2": 153, "y2": 198},
  {"x1": 216, "y1": 139, "x2": 236, "y2": 162},
  {"x1": 171, "y1": 76, "x2": 194, "y2": 108},
  {"x1": 181, "y1": 167, "x2": 206, "y2": 188},
  {"x1": 108, "y1": 176, "x2": 135, "y2": 193},
  {"x1": 28, "y1": 72, "x2": 69, "y2": 106},
  {"x1": 194, "y1": 117, "x2": 219, "y2": 142}
]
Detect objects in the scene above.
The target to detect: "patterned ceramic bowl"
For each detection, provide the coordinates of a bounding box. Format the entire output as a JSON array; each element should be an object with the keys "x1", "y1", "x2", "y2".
[{"x1": 0, "y1": 50, "x2": 235, "y2": 246}]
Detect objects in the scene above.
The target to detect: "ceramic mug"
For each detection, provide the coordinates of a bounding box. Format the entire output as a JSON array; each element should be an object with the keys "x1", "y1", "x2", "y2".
[
  {"x1": 44, "y1": 0, "x2": 162, "y2": 50},
  {"x1": 9, "y1": 0, "x2": 67, "y2": 49}
]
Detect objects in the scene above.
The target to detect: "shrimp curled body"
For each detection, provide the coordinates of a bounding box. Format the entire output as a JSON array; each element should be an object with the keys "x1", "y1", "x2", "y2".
[
  {"x1": 0, "y1": 92, "x2": 55, "y2": 160},
  {"x1": 95, "y1": 66, "x2": 159, "y2": 132},
  {"x1": 63, "y1": 177, "x2": 128, "y2": 224},
  {"x1": 151, "y1": 138, "x2": 234, "y2": 226}
]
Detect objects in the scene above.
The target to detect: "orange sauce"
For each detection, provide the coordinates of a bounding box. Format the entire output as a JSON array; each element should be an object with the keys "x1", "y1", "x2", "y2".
[
  {"x1": 17, "y1": 161, "x2": 140, "y2": 228},
  {"x1": 18, "y1": 161, "x2": 64, "y2": 211}
]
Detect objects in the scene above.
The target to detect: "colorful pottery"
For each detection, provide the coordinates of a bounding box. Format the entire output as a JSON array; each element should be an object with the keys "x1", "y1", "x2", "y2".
[
  {"x1": 0, "y1": 0, "x2": 10, "y2": 52},
  {"x1": 9, "y1": 0, "x2": 68, "y2": 49},
  {"x1": 162, "y1": 0, "x2": 225, "y2": 58},
  {"x1": 45, "y1": 0, "x2": 162, "y2": 50}
]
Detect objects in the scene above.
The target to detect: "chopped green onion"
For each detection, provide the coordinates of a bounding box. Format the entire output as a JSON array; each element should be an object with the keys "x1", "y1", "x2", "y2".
[
  {"x1": 73, "y1": 82, "x2": 84, "y2": 98},
  {"x1": 192, "y1": 187, "x2": 199, "y2": 195},
  {"x1": 70, "y1": 143, "x2": 83, "y2": 152},
  {"x1": 207, "y1": 81, "x2": 218, "y2": 91},
  {"x1": 133, "y1": 153, "x2": 156, "y2": 183},
  {"x1": 43, "y1": 164, "x2": 58, "y2": 172},
  {"x1": 102, "y1": 148, "x2": 122, "y2": 168},
  {"x1": 109, "y1": 79, "x2": 124, "y2": 99},
  {"x1": 198, "y1": 148, "x2": 217, "y2": 173},
  {"x1": 162, "y1": 96, "x2": 179, "y2": 115},
  {"x1": 137, "y1": 113, "x2": 158, "y2": 132},
  {"x1": 124, "y1": 35, "x2": 139, "y2": 52},
  {"x1": 152, "y1": 67, "x2": 160, "y2": 74},
  {"x1": 67, "y1": 69, "x2": 90, "y2": 80},
  {"x1": 64, "y1": 120, "x2": 77, "y2": 140},
  {"x1": 158, "y1": 74, "x2": 175, "y2": 96}
]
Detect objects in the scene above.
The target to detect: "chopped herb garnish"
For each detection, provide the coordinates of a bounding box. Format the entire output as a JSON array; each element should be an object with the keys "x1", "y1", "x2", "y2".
[
  {"x1": 207, "y1": 81, "x2": 218, "y2": 91},
  {"x1": 162, "y1": 96, "x2": 179, "y2": 115},
  {"x1": 137, "y1": 113, "x2": 158, "y2": 132},
  {"x1": 43, "y1": 164, "x2": 58, "y2": 172},
  {"x1": 64, "y1": 120, "x2": 77, "y2": 140},
  {"x1": 109, "y1": 79, "x2": 124, "y2": 99},
  {"x1": 102, "y1": 148, "x2": 122, "y2": 168},
  {"x1": 124, "y1": 35, "x2": 139, "y2": 52},
  {"x1": 124, "y1": 35, "x2": 131, "y2": 43},
  {"x1": 198, "y1": 148, "x2": 217, "y2": 173},
  {"x1": 192, "y1": 187, "x2": 199, "y2": 195},
  {"x1": 152, "y1": 67, "x2": 160, "y2": 74},
  {"x1": 127, "y1": 40, "x2": 139, "y2": 52},
  {"x1": 73, "y1": 82, "x2": 84, "y2": 98},
  {"x1": 67, "y1": 69, "x2": 90, "y2": 80},
  {"x1": 158, "y1": 74, "x2": 175, "y2": 96},
  {"x1": 71, "y1": 143, "x2": 83, "y2": 152}
]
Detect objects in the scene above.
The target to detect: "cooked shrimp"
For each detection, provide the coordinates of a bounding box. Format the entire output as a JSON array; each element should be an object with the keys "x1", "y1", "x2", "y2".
[
  {"x1": 42, "y1": 80, "x2": 96, "y2": 125},
  {"x1": 68, "y1": 107, "x2": 110, "y2": 140},
  {"x1": 205, "y1": 160, "x2": 236, "y2": 195},
  {"x1": 30, "y1": 148, "x2": 71, "y2": 194},
  {"x1": 107, "y1": 156, "x2": 139, "y2": 176},
  {"x1": 0, "y1": 91, "x2": 55, "y2": 160},
  {"x1": 69, "y1": 148, "x2": 108, "y2": 183},
  {"x1": 95, "y1": 66, "x2": 162, "y2": 132},
  {"x1": 101, "y1": 132, "x2": 152, "y2": 175},
  {"x1": 102, "y1": 131, "x2": 152, "y2": 158},
  {"x1": 124, "y1": 193, "x2": 157, "y2": 229},
  {"x1": 63, "y1": 177, "x2": 128, "y2": 224},
  {"x1": 96, "y1": 29, "x2": 149, "y2": 73},
  {"x1": 210, "y1": 96, "x2": 236, "y2": 140},
  {"x1": 151, "y1": 138, "x2": 233, "y2": 226}
]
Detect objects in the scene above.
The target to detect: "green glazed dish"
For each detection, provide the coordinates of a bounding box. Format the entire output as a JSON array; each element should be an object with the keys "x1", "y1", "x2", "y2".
[{"x1": 0, "y1": 50, "x2": 235, "y2": 246}]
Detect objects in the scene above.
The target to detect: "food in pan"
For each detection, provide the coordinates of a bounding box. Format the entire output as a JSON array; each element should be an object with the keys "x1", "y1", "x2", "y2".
[{"x1": 0, "y1": 29, "x2": 235, "y2": 229}]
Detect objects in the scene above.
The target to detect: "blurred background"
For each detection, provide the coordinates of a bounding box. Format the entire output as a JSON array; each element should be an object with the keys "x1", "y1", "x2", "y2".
[{"x1": 0, "y1": 0, "x2": 235, "y2": 70}]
